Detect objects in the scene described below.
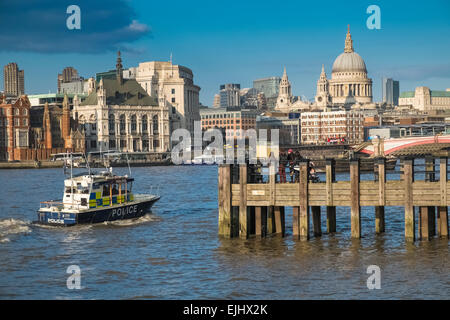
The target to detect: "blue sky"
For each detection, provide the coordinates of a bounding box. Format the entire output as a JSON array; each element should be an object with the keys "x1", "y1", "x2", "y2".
[{"x1": 1, "y1": 0, "x2": 449, "y2": 104}]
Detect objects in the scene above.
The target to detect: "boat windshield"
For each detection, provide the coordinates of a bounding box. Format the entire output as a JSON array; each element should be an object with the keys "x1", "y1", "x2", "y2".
[{"x1": 65, "y1": 186, "x2": 89, "y2": 194}]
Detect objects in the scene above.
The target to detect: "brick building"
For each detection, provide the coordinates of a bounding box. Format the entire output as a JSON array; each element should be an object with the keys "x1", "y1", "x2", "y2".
[
  {"x1": 200, "y1": 107, "x2": 259, "y2": 140},
  {"x1": 0, "y1": 94, "x2": 85, "y2": 161}
]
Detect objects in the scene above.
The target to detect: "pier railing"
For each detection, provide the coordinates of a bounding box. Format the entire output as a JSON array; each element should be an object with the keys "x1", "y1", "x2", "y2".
[{"x1": 218, "y1": 157, "x2": 449, "y2": 242}]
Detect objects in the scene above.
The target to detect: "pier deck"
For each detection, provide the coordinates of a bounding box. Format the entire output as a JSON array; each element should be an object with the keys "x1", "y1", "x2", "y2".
[{"x1": 218, "y1": 157, "x2": 449, "y2": 241}]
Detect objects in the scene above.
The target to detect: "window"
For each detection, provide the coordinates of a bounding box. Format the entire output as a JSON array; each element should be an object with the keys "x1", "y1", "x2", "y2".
[
  {"x1": 14, "y1": 118, "x2": 19, "y2": 126},
  {"x1": 171, "y1": 97, "x2": 175, "y2": 103},
  {"x1": 90, "y1": 140, "x2": 97, "y2": 148},
  {"x1": 142, "y1": 115, "x2": 148, "y2": 132},
  {"x1": 109, "y1": 114, "x2": 115, "y2": 134},
  {"x1": 14, "y1": 108, "x2": 19, "y2": 115},
  {"x1": 120, "y1": 115, "x2": 126, "y2": 133},
  {"x1": 23, "y1": 119, "x2": 27, "y2": 126},
  {"x1": 131, "y1": 115, "x2": 137, "y2": 133},
  {"x1": 153, "y1": 115, "x2": 158, "y2": 134},
  {"x1": 171, "y1": 88, "x2": 175, "y2": 94}
]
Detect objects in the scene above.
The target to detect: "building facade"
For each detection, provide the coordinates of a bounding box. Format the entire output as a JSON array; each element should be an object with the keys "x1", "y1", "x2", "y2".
[
  {"x1": 57, "y1": 67, "x2": 81, "y2": 93},
  {"x1": 382, "y1": 78, "x2": 400, "y2": 106},
  {"x1": 75, "y1": 53, "x2": 170, "y2": 153},
  {"x1": 399, "y1": 87, "x2": 450, "y2": 111},
  {"x1": 328, "y1": 26, "x2": 373, "y2": 105},
  {"x1": 3, "y1": 63, "x2": 24, "y2": 97},
  {"x1": 200, "y1": 107, "x2": 259, "y2": 140},
  {"x1": 301, "y1": 110, "x2": 364, "y2": 145},
  {"x1": 135, "y1": 60, "x2": 200, "y2": 134},
  {"x1": 219, "y1": 84, "x2": 241, "y2": 108},
  {"x1": 253, "y1": 76, "x2": 281, "y2": 109},
  {"x1": 0, "y1": 95, "x2": 30, "y2": 160}
]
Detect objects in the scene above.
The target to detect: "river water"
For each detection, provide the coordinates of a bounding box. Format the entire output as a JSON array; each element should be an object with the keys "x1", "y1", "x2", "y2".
[{"x1": 0, "y1": 165, "x2": 448, "y2": 299}]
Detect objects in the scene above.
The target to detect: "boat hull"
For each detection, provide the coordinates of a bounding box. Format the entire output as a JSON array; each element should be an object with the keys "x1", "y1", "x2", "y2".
[{"x1": 37, "y1": 196, "x2": 160, "y2": 226}]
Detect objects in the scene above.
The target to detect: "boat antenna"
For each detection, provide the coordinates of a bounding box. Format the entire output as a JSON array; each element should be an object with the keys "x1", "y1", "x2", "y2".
[
  {"x1": 84, "y1": 152, "x2": 91, "y2": 176},
  {"x1": 126, "y1": 152, "x2": 132, "y2": 176}
]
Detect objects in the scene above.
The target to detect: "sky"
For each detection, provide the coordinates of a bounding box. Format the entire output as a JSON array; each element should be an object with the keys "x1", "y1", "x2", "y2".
[{"x1": 0, "y1": 0, "x2": 449, "y2": 105}]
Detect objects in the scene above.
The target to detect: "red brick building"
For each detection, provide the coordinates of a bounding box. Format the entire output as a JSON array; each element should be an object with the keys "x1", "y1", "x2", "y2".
[{"x1": 0, "y1": 94, "x2": 85, "y2": 161}]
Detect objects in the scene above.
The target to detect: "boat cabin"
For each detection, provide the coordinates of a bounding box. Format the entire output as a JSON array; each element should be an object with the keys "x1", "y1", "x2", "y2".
[{"x1": 62, "y1": 171, "x2": 134, "y2": 210}]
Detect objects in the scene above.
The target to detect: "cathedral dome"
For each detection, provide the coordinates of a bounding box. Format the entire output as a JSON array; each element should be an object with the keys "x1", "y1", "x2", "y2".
[{"x1": 332, "y1": 51, "x2": 367, "y2": 73}]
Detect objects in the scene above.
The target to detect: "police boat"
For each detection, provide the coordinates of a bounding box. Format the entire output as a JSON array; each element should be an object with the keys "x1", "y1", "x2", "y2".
[{"x1": 37, "y1": 153, "x2": 160, "y2": 226}]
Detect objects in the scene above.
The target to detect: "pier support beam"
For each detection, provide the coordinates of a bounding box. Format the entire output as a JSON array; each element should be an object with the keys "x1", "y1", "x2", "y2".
[
  {"x1": 438, "y1": 206, "x2": 449, "y2": 239},
  {"x1": 350, "y1": 159, "x2": 361, "y2": 238},
  {"x1": 218, "y1": 165, "x2": 232, "y2": 237},
  {"x1": 425, "y1": 157, "x2": 436, "y2": 237},
  {"x1": 403, "y1": 158, "x2": 415, "y2": 242},
  {"x1": 439, "y1": 158, "x2": 449, "y2": 239},
  {"x1": 267, "y1": 206, "x2": 275, "y2": 235},
  {"x1": 239, "y1": 164, "x2": 248, "y2": 239},
  {"x1": 255, "y1": 206, "x2": 263, "y2": 237},
  {"x1": 419, "y1": 206, "x2": 432, "y2": 240},
  {"x1": 375, "y1": 158, "x2": 386, "y2": 233},
  {"x1": 274, "y1": 206, "x2": 285, "y2": 236},
  {"x1": 292, "y1": 207, "x2": 299, "y2": 238},
  {"x1": 326, "y1": 159, "x2": 336, "y2": 233},
  {"x1": 312, "y1": 206, "x2": 322, "y2": 237},
  {"x1": 299, "y1": 160, "x2": 310, "y2": 240}
]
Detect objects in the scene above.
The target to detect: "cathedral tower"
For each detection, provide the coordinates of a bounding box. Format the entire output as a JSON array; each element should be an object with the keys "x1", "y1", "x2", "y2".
[
  {"x1": 315, "y1": 64, "x2": 331, "y2": 108},
  {"x1": 275, "y1": 67, "x2": 293, "y2": 111}
]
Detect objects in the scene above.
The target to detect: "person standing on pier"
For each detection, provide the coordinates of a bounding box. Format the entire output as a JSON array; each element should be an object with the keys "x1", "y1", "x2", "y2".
[
  {"x1": 278, "y1": 152, "x2": 287, "y2": 183},
  {"x1": 287, "y1": 149, "x2": 295, "y2": 183}
]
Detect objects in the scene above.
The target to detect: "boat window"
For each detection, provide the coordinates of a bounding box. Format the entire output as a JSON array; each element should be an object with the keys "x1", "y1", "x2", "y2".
[
  {"x1": 112, "y1": 184, "x2": 119, "y2": 195},
  {"x1": 102, "y1": 185, "x2": 110, "y2": 197},
  {"x1": 65, "y1": 187, "x2": 72, "y2": 193},
  {"x1": 127, "y1": 182, "x2": 132, "y2": 193}
]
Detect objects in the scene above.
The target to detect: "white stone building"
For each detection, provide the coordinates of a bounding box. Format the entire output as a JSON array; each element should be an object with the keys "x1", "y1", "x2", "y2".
[
  {"x1": 74, "y1": 53, "x2": 170, "y2": 153},
  {"x1": 399, "y1": 87, "x2": 450, "y2": 111},
  {"x1": 135, "y1": 61, "x2": 200, "y2": 134},
  {"x1": 275, "y1": 25, "x2": 373, "y2": 113}
]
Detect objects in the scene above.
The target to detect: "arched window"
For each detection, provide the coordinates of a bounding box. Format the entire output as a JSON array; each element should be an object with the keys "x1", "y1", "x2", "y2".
[
  {"x1": 152, "y1": 115, "x2": 158, "y2": 135},
  {"x1": 119, "y1": 114, "x2": 125, "y2": 134},
  {"x1": 131, "y1": 114, "x2": 137, "y2": 133},
  {"x1": 109, "y1": 114, "x2": 115, "y2": 134},
  {"x1": 142, "y1": 115, "x2": 148, "y2": 132}
]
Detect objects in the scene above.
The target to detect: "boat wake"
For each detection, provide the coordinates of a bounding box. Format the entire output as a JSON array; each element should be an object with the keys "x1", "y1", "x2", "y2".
[
  {"x1": 0, "y1": 218, "x2": 32, "y2": 243},
  {"x1": 101, "y1": 213, "x2": 160, "y2": 227}
]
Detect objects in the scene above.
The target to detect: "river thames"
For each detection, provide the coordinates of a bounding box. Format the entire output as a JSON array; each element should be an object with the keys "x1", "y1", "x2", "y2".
[{"x1": 0, "y1": 165, "x2": 448, "y2": 299}]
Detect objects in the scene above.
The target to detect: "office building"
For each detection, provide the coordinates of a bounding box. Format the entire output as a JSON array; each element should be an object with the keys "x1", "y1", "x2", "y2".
[{"x1": 3, "y1": 63, "x2": 24, "y2": 97}]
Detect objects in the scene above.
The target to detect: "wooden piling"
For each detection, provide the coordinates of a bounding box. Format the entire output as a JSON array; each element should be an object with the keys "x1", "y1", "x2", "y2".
[
  {"x1": 267, "y1": 206, "x2": 275, "y2": 235},
  {"x1": 312, "y1": 206, "x2": 322, "y2": 237},
  {"x1": 350, "y1": 159, "x2": 361, "y2": 238},
  {"x1": 239, "y1": 164, "x2": 248, "y2": 239},
  {"x1": 439, "y1": 157, "x2": 449, "y2": 239},
  {"x1": 403, "y1": 158, "x2": 415, "y2": 242},
  {"x1": 255, "y1": 206, "x2": 262, "y2": 237},
  {"x1": 274, "y1": 206, "x2": 285, "y2": 236},
  {"x1": 375, "y1": 157, "x2": 386, "y2": 233},
  {"x1": 299, "y1": 160, "x2": 310, "y2": 241},
  {"x1": 292, "y1": 206, "x2": 300, "y2": 238},
  {"x1": 326, "y1": 159, "x2": 336, "y2": 233},
  {"x1": 438, "y1": 206, "x2": 449, "y2": 239},
  {"x1": 218, "y1": 164, "x2": 232, "y2": 237},
  {"x1": 419, "y1": 206, "x2": 431, "y2": 240},
  {"x1": 425, "y1": 157, "x2": 436, "y2": 237}
]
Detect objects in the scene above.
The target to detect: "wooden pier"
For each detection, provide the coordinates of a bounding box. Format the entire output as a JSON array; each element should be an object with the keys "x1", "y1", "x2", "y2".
[{"x1": 218, "y1": 157, "x2": 449, "y2": 242}]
